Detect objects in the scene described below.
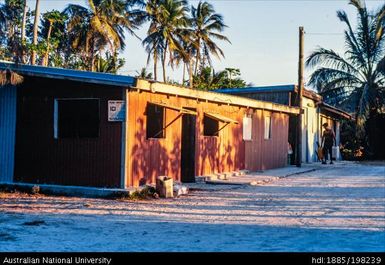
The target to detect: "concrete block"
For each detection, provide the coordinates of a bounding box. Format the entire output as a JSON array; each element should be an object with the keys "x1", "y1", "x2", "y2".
[
  {"x1": 156, "y1": 176, "x2": 173, "y2": 198},
  {"x1": 174, "y1": 184, "x2": 189, "y2": 197}
]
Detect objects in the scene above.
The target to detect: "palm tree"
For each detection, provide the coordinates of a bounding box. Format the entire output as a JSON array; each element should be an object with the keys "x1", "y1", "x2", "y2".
[
  {"x1": 20, "y1": 0, "x2": 27, "y2": 42},
  {"x1": 94, "y1": 52, "x2": 125, "y2": 73},
  {"x1": 64, "y1": 0, "x2": 146, "y2": 71},
  {"x1": 20, "y1": 0, "x2": 28, "y2": 63},
  {"x1": 0, "y1": 0, "x2": 25, "y2": 62},
  {"x1": 31, "y1": 0, "x2": 41, "y2": 65},
  {"x1": 306, "y1": 0, "x2": 385, "y2": 140},
  {"x1": 143, "y1": 0, "x2": 189, "y2": 82},
  {"x1": 136, "y1": 67, "x2": 153, "y2": 79},
  {"x1": 142, "y1": 8, "x2": 163, "y2": 82},
  {"x1": 178, "y1": 28, "x2": 199, "y2": 87},
  {"x1": 0, "y1": 3, "x2": 6, "y2": 42},
  {"x1": 225, "y1": 67, "x2": 240, "y2": 87},
  {"x1": 190, "y1": 1, "x2": 230, "y2": 75},
  {"x1": 41, "y1": 10, "x2": 66, "y2": 66}
]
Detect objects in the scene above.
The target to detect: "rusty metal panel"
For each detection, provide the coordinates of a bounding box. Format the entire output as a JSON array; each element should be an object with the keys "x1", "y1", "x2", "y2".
[
  {"x1": 14, "y1": 76, "x2": 123, "y2": 188},
  {"x1": 0, "y1": 85, "x2": 17, "y2": 183}
]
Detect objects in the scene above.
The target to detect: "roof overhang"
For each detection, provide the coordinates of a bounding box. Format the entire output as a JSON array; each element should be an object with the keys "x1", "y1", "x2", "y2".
[
  {"x1": 150, "y1": 102, "x2": 198, "y2": 116},
  {"x1": 0, "y1": 62, "x2": 136, "y2": 87},
  {"x1": 215, "y1": 85, "x2": 323, "y2": 102},
  {"x1": 205, "y1": 112, "x2": 239, "y2": 124},
  {"x1": 318, "y1": 102, "x2": 354, "y2": 120},
  {"x1": 0, "y1": 62, "x2": 300, "y2": 116},
  {"x1": 214, "y1": 85, "x2": 296, "y2": 94}
]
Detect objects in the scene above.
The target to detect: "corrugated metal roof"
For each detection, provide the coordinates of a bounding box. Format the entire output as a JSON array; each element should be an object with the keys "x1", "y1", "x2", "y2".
[
  {"x1": 319, "y1": 102, "x2": 354, "y2": 120},
  {"x1": 214, "y1": 85, "x2": 296, "y2": 94},
  {"x1": 0, "y1": 62, "x2": 136, "y2": 87}
]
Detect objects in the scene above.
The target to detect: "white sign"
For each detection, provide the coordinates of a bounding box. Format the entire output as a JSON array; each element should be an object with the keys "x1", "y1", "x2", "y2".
[
  {"x1": 243, "y1": 116, "x2": 252, "y2": 141},
  {"x1": 108, "y1": 100, "x2": 126, "y2": 122}
]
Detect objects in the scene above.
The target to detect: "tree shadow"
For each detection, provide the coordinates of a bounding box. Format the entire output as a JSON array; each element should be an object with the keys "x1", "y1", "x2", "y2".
[{"x1": 130, "y1": 115, "x2": 181, "y2": 186}]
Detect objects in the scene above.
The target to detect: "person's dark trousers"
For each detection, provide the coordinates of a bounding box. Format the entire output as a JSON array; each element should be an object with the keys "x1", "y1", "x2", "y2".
[{"x1": 323, "y1": 145, "x2": 333, "y2": 163}]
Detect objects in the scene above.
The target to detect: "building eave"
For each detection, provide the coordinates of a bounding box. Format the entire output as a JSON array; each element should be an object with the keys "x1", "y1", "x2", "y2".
[
  {"x1": 134, "y1": 80, "x2": 300, "y2": 115},
  {"x1": 0, "y1": 62, "x2": 136, "y2": 87},
  {"x1": 214, "y1": 85, "x2": 296, "y2": 94},
  {"x1": 318, "y1": 102, "x2": 354, "y2": 120},
  {"x1": 0, "y1": 62, "x2": 300, "y2": 115}
]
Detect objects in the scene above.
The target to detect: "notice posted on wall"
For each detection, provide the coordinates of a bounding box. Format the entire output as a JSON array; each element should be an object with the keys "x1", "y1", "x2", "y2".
[{"x1": 108, "y1": 100, "x2": 126, "y2": 122}]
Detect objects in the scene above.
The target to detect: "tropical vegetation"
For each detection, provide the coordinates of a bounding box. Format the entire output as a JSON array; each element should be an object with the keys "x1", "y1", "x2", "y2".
[
  {"x1": 0, "y1": 0, "x2": 234, "y2": 88},
  {"x1": 306, "y1": 0, "x2": 385, "y2": 158},
  {"x1": 193, "y1": 67, "x2": 248, "y2": 90}
]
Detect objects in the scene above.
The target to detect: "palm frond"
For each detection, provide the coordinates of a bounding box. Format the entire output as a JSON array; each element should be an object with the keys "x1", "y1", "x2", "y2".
[
  {"x1": 306, "y1": 48, "x2": 361, "y2": 77},
  {"x1": 307, "y1": 67, "x2": 361, "y2": 93}
]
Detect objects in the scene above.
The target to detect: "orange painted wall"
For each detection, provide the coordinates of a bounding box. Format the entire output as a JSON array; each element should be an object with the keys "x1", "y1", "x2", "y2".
[
  {"x1": 245, "y1": 110, "x2": 289, "y2": 171},
  {"x1": 126, "y1": 90, "x2": 289, "y2": 187}
]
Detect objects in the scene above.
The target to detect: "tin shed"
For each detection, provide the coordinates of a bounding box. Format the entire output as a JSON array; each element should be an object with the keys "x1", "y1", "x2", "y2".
[
  {"x1": 0, "y1": 63, "x2": 299, "y2": 189},
  {"x1": 215, "y1": 85, "x2": 353, "y2": 163}
]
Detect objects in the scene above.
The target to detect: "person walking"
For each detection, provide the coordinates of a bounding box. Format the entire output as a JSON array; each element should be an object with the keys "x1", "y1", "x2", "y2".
[{"x1": 321, "y1": 123, "x2": 336, "y2": 164}]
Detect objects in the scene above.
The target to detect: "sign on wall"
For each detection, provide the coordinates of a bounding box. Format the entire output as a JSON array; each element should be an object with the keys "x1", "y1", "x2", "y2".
[
  {"x1": 243, "y1": 116, "x2": 252, "y2": 141},
  {"x1": 108, "y1": 100, "x2": 126, "y2": 122}
]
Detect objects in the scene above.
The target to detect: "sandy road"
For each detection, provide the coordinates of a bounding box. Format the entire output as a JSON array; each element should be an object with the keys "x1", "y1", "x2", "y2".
[{"x1": 0, "y1": 162, "x2": 384, "y2": 251}]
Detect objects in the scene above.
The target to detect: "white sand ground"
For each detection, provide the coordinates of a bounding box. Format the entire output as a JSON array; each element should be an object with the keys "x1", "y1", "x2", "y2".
[{"x1": 0, "y1": 162, "x2": 384, "y2": 252}]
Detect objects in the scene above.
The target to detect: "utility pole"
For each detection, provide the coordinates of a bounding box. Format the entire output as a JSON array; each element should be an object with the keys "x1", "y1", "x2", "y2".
[{"x1": 296, "y1": 26, "x2": 305, "y2": 167}]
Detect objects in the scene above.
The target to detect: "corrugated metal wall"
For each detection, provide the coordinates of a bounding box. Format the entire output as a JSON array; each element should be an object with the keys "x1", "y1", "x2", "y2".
[
  {"x1": 126, "y1": 90, "x2": 289, "y2": 187},
  {"x1": 126, "y1": 90, "x2": 248, "y2": 187},
  {"x1": 0, "y1": 85, "x2": 17, "y2": 183},
  {"x1": 245, "y1": 110, "x2": 289, "y2": 171},
  {"x1": 14, "y1": 77, "x2": 123, "y2": 188}
]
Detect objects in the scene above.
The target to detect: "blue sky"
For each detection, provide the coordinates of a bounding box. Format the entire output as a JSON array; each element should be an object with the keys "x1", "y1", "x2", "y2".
[{"x1": 19, "y1": 0, "x2": 385, "y2": 87}]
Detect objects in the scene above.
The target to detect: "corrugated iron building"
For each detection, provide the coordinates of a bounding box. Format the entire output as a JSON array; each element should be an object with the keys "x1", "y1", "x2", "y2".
[
  {"x1": 0, "y1": 63, "x2": 299, "y2": 188},
  {"x1": 215, "y1": 85, "x2": 353, "y2": 163}
]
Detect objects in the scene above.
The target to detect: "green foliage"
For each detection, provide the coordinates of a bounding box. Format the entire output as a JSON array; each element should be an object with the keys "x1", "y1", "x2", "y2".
[
  {"x1": 339, "y1": 119, "x2": 365, "y2": 160},
  {"x1": 143, "y1": 0, "x2": 190, "y2": 82},
  {"x1": 64, "y1": 0, "x2": 146, "y2": 71},
  {"x1": 143, "y1": 0, "x2": 230, "y2": 83},
  {"x1": 94, "y1": 52, "x2": 125, "y2": 74},
  {"x1": 136, "y1": 67, "x2": 153, "y2": 79},
  {"x1": 190, "y1": 1, "x2": 230, "y2": 74},
  {"x1": 306, "y1": 0, "x2": 385, "y2": 144},
  {"x1": 114, "y1": 186, "x2": 157, "y2": 200},
  {"x1": 0, "y1": 0, "x2": 31, "y2": 62},
  {"x1": 1, "y1": 0, "x2": 233, "y2": 84}
]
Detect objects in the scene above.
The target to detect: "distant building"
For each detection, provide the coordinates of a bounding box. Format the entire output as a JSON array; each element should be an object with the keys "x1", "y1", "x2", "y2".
[
  {"x1": 215, "y1": 85, "x2": 353, "y2": 164},
  {"x1": 0, "y1": 63, "x2": 299, "y2": 188}
]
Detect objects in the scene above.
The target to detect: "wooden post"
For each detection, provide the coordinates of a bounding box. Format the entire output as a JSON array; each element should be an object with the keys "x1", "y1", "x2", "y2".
[{"x1": 296, "y1": 26, "x2": 305, "y2": 167}]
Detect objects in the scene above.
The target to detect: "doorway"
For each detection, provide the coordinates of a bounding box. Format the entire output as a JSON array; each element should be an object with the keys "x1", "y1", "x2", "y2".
[{"x1": 181, "y1": 112, "x2": 196, "y2": 183}]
